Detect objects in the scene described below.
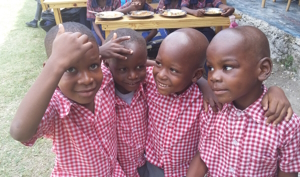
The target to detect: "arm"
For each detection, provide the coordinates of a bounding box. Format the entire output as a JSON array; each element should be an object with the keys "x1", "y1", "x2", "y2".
[
  {"x1": 115, "y1": 2, "x2": 142, "y2": 13},
  {"x1": 197, "y1": 78, "x2": 222, "y2": 112},
  {"x1": 145, "y1": 29, "x2": 158, "y2": 43},
  {"x1": 10, "y1": 24, "x2": 93, "y2": 142},
  {"x1": 219, "y1": 4, "x2": 235, "y2": 17},
  {"x1": 181, "y1": 6, "x2": 205, "y2": 17},
  {"x1": 261, "y1": 86, "x2": 293, "y2": 125},
  {"x1": 278, "y1": 170, "x2": 297, "y2": 177},
  {"x1": 99, "y1": 33, "x2": 132, "y2": 60},
  {"x1": 92, "y1": 21, "x2": 105, "y2": 44},
  {"x1": 187, "y1": 151, "x2": 207, "y2": 177}
]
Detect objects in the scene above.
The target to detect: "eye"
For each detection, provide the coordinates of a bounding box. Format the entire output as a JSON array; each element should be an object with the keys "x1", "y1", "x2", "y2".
[
  {"x1": 136, "y1": 65, "x2": 144, "y2": 70},
  {"x1": 224, "y1": 66, "x2": 233, "y2": 71},
  {"x1": 155, "y1": 60, "x2": 162, "y2": 67},
  {"x1": 89, "y1": 64, "x2": 99, "y2": 70},
  {"x1": 66, "y1": 67, "x2": 76, "y2": 73},
  {"x1": 119, "y1": 68, "x2": 126, "y2": 72},
  {"x1": 170, "y1": 68, "x2": 178, "y2": 73},
  {"x1": 207, "y1": 66, "x2": 214, "y2": 71}
]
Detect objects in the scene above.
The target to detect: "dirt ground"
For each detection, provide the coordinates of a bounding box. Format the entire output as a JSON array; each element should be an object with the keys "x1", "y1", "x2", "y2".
[{"x1": 264, "y1": 62, "x2": 300, "y2": 115}]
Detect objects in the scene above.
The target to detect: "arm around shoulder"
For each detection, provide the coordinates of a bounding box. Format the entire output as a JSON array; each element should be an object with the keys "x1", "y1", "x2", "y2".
[{"x1": 187, "y1": 151, "x2": 207, "y2": 177}]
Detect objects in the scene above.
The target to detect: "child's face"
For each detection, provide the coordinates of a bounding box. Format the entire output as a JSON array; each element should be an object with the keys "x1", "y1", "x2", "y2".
[
  {"x1": 58, "y1": 41, "x2": 102, "y2": 110},
  {"x1": 107, "y1": 43, "x2": 147, "y2": 94},
  {"x1": 206, "y1": 36, "x2": 261, "y2": 109},
  {"x1": 153, "y1": 42, "x2": 197, "y2": 95}
]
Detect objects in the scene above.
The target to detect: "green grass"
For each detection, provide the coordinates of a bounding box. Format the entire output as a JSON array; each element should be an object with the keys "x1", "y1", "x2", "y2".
[{"x1": 0, "y1": 0, "x2": 55, "y2": 176}]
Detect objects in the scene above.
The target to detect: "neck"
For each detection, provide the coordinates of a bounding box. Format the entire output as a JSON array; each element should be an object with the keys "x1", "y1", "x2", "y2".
[{"x1": 233, "y1": 84, "x2": 263, "y2": 110}]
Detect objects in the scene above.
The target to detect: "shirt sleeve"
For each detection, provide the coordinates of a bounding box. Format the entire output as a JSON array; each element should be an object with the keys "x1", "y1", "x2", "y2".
[
  {"x1": 113, "y1": 0, "x2": 121, "y2": 10},
  {"x1": 87, "y1": 0, "x2": 96, "y2": 21},
  {"x1": 212, "y1": 0, "x2": 222, "y2": 8},
  {"x1": 156, "y1": 0, "x2": 165, "y2": 12},
  {"x1": 278, "y1": 114, "x2": 300, "y2": 172},
  {"x1": 22, "y1": 100, "x2": 57, "y2": 146},
  {"x1": 181, "y1": 0, "x2": 190, "y2": 8}
]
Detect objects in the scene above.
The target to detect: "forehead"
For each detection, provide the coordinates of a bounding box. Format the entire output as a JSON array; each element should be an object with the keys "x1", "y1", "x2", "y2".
[
  {"x1": 207, "y1": 32, "x2": 247, "y2": 61},
  {"x1": 113, "y1": 42, "x2": 147, "y2": 65}
]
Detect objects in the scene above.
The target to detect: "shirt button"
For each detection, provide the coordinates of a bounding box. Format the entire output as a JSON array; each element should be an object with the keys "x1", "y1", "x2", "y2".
[
  {"x1": 232, "y1": 139, "x2": 238, "y2": 146},
  {"x1": 236, "y1": 111, "x2": 241, "y2": 116},
  {"x1": 229, "y1": 167, "x2": 235, "y2": 173}
]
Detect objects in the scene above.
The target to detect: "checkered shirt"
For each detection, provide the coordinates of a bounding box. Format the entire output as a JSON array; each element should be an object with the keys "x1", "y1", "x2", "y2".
[
  {"x1": 181, "y1": 0, "x2": 222, "y2": 10},
  {"x1": 101, "y1": 65, "x2": 148, "y2": 177},
  {"x1": 157, "y1": 0, "x2": 182, "y2": 11},
  {"x1": 198, "y1": 85, "x2": 300, "y2": 176},
  {"x1": 144, "y1": 66, "x2": 205, "y2": 177},
  {"x1": 120, "y1": 2, "x2": 155, "y2": 12},
  {"x1": 22, "y1": 74, "x2": 126, "y2": 176},
  {"x1": 87, "y1": 0, "x2": 121, "y2": 21}
]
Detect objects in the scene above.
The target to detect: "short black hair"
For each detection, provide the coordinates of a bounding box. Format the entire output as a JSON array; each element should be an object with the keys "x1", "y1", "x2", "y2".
[
  {"x1": 105, "y1": 28, "x2": 146, "y2": 50},
  {"x1": 44, "y1": 22, "x2": 96, "y2": 58}
]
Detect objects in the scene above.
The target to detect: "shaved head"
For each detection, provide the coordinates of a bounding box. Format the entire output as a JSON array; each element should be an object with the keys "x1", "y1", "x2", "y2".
[
  {"x1": 161, "y1": 28, "x2": 209, "y2": 69},
  {"x1": 210, "y1": 26, "x2": 270, "y2": 61}
]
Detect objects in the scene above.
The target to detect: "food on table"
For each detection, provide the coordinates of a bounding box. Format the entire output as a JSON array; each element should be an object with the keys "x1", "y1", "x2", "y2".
[
  {"x1": 162, "y1": 10, "x2": 186, "y2": 16},
  {"x1": 97, "y1": 11, "x2": 124, "y2": 19},
  {"x1": 204, "y1": 8, "x2": 223, "y2": 15},
  {"x1": 130, "y1": 11, "x2": 153, "y2": 17}
]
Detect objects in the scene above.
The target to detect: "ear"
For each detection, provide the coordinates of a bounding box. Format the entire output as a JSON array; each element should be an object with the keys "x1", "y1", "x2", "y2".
[
  {"x1": 103, "y1": 60, "x2": 110, "y2": 68},
  {"x1": 257, "y1": 57, "x2": 272, "y2": 82},
  {"x1": 192, "y1": 68, "x2": 204, "y2": 83},
  {"x1": 43, "y1": 60, "x2": 47, "y2": 67}
]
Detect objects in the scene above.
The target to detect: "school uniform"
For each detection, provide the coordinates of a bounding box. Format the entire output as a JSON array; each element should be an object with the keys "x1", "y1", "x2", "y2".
[
  {"x1": 198, "y1": 86, "x2": 300, "y2": 176},
  {"x1": 23, "y1": 74, "x2": 125, "y2": 176},
  {"x1": 144, "y1": 66, "x2": 205, "y2": 177},
  {"x1": 101, "y1": 65, "x2": 149, "y2": 177}
]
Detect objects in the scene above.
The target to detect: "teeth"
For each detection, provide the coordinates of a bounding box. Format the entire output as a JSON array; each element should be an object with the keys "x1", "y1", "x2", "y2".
[{"x1": 158, "y1": 82, "x2": 168, "y2": 87}]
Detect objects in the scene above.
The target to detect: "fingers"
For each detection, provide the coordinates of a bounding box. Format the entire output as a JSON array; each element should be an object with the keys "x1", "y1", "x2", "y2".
[
  {"x1": 114, "y1": 36, "x2": 131, "y2": 43},
  {"x1": 203, "y1": 101, "x2": 208, "y2": 112},
  {"x1": 264, "y1": 101, "x2": 278, "y2": 122},
  {"x1": 56, "y1": 24, "x2": 65, "y2": 37},
  {"x1": 112, "y1": 33, "x2": 117, "y2": 40},
  {"x1": 261, "y1": 94, "x2": 269, "y2": 112},
  {"x1": 271, "y1": 107, "x2": 288, "y2": 126},
  {"x1": 285, "y1": 107, "x2": 293, "y2": 121}
]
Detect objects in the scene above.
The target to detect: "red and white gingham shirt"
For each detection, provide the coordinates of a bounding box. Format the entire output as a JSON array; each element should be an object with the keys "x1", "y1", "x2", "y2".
[
  {"x1": 145, "y1": 67, "x2": 205, "y2": 177},
  {"x1": 102, "y1": 65, "x2": 148, "y2": 177},
  {"x1": 199, "y1": 86, "x2": 300, "y2": 176},
  {"x1": 23, "y1": 74, "x2": 126, "y2": 177}
]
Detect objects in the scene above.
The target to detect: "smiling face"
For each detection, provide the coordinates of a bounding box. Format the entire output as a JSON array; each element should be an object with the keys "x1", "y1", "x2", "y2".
[
  {"x1": 107, "y1": 42, "x2": 147, "y2": 94},
  {"x1": 206, "y1": 29, "x2": 266, "y2": 110},
  {"x1": 153, "y1": 29, "x2": 206, "y2": 95},
  {"x1": 58, "y1": 41, "x2": 102, "y2": 112}
]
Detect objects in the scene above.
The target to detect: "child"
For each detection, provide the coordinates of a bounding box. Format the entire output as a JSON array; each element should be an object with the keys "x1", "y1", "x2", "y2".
[
  {"x1": 10, "y1": 22, "x2": 125, "y2": 176},
  {"x1": 181, "y1": 0, "x2": 235, "y2": 42},
  {"x1": 156, "y1": 0, "x2": 182, "y2": 10},
  {"x1": 116, "y1": 0, "x2": 158, "y2": 43},
  {"x1": 103, "y1": 28, "x2": 149, "y2": 177},
  {"x1": 188, "y1": 26, "x2": 300, "y2": 176},
  {"x1": 144, "y1": 28, "x2": 294, "y2": 177},
  {"x1": 87, "y1": 0, "x2": 121, "y2": 46}
]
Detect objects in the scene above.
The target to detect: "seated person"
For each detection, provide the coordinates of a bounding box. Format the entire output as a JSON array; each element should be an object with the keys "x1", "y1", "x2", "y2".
[
  {"x1": 87, "y1": 0, "x2": 121, "y2": 46},
  {"x1": 116, "y1": 0, "x2": 158, "y2": 43},
  {"x1": 156, "y1": 0, "x2": 182, "y2": 10},
  {"x1": 181, "y1": 0, "x2": 234, "y2": 42},
  {"x1": 187, "y1": 26, "x2": 299, "y2": 177}
]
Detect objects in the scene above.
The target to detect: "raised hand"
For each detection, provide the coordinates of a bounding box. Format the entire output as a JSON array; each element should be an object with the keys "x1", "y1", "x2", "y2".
[
  {"x1": 99, "y1": 33, "x2": 132, "y2": 60},
  {"x1": 49, "y1": 24, "x2": 93, "y2": 70}
]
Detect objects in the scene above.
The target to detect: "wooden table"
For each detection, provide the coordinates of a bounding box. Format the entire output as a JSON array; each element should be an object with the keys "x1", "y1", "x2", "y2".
[
  {"x1": 95, "y1": 13, "x2": 241, "y2": 38},
  {"x1": 43, "y1": 0, "x2": 87, "y2": 24},
  {"x1": 42, "y1": 0, "x2": 229, "y2": 25}
]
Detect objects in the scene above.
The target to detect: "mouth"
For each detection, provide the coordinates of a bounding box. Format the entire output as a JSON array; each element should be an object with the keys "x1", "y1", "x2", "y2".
[
  {"x1": 212, "y1": 88, "x2": 228, "y2": 95},
  {"x1": 76, "y1": 88, "x2": 96, "y2": 97},
  {"x1": 157, "y1": 81, "x2": 169, "y2": 88},
  {"x1": 125, "y1": 81, "x2": 140, "y2": 86}
]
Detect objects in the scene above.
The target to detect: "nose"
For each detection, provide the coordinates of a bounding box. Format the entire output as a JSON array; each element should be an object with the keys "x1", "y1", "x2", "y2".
[
  {"x1": 209, "y1": 69, "x2": 222, "y2": 83},
  {"x1": 157, "y1": 68, "x2": 168, "y2": 80},
  {"x1": 78, "y1": 71, "x2": 94, "y2": 85},
  {"x1": 128, "y1": 70, "x2": 138, "y2": 80}
]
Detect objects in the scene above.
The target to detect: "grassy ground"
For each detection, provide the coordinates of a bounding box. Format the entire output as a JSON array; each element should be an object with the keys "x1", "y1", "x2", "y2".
[{"x1": 0, "y1": 0, "x2": 55, "y2": 176}]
